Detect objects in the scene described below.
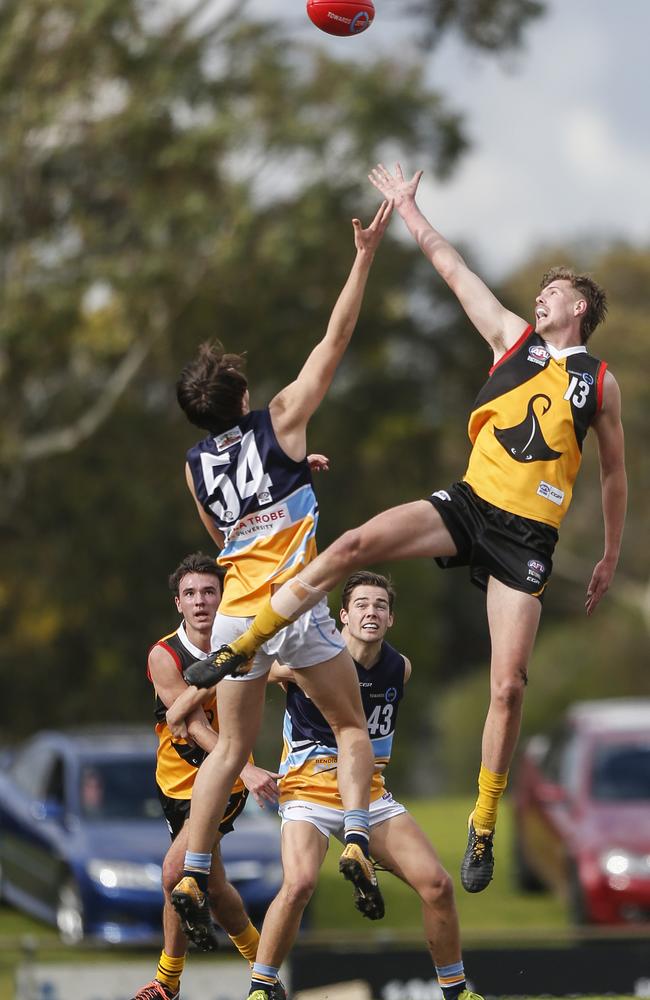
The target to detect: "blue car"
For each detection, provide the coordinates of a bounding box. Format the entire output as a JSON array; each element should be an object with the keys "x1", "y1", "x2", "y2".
[{"x1": 0, "y1": 727, "x2": 283, "y2": 944}]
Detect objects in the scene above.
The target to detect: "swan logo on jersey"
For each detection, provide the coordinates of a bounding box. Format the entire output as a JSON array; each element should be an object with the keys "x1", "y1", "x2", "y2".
[
  {"x1": 385, "y1": 687, "x2": 398, "y2": 703},
  {"x1": 528, "y1": 345, "x2": 550, "y2": 367}
]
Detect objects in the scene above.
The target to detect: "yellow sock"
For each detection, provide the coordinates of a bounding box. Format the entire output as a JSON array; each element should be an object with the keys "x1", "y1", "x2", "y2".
[
  {"x1": 472, "y1": 763, "x2": 508, "y2": 832},
  {"x1": 231, "y1": 598, "x2": 291, "y2": 659},
  {"x1": 156, "y1": 951, "x2": 186, "y2": 992},
  {"x1": 229, "y1": 919, "x2": 260, "y2": 962}
]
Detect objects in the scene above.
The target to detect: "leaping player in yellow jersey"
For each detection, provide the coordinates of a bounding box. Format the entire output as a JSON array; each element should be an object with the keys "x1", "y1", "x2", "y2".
[
  {"x1": 246, "y1": 571, "x2": 484, "y2": 1000},
  {"x1": 167, "y1": 201, "x2": 394, "y2": 976},
  {"x1": 190, "y1": 163, "x2": 627, "y2": 896},
  {"x1": 130, "y1": 553, "x2": 281, "y2": 1000}
]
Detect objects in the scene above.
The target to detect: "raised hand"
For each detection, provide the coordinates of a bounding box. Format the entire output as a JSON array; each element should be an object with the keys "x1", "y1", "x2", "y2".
[
  {"x1": 352, "y1": 198, "x2": 393, "y2": 255},
  {"x1": 368, "y1": 163, "x2": 423, "y2": 210}
]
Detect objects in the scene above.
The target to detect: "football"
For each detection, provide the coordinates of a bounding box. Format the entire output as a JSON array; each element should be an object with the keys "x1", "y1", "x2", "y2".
[{"x1": 306, "y1": 1, "x2": 375, "y2": 37}]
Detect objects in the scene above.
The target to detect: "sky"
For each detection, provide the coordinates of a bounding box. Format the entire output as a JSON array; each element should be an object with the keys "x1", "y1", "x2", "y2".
[{"x1": 213, "y1": 0, "x2": 650, "y2": 281}]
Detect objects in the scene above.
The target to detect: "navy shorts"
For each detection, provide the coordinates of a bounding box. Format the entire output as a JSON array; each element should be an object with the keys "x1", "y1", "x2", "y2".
[
  {"x1": 427, "y1": 481, "x2": 558, "y2": 599},
  {"x1": 157, "y1": 786, "x2": 248, "y2": 841}
]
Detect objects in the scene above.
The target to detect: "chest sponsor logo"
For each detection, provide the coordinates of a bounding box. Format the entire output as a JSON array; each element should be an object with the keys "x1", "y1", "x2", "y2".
[
  {"x1": 537, "y1": 480, "x2": 565, "y2": 506},
  {"x1": 229, "y1": 503, "x2": 288, "y2": 539},
  {"x1": 527, "y1": 345, "x2": 550, "y2": 366},
  {"x1": 214, "y1": 427, "x2": 242, "y2": 451}
]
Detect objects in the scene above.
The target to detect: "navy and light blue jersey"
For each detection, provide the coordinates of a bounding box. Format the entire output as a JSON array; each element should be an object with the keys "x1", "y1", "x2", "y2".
[
  {"x1": 186, "y1": 408, "x2": 319, "y2": 615},
  {"x1": 278, "y1": 640, "x2": 406, "y2": 807}
]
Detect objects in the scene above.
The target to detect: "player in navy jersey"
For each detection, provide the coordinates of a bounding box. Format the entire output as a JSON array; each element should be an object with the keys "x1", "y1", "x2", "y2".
[
  {"x1": 197, "y1": 163, "x2": 627, "y2": 897},
  {"x1": 245, "y1": 572, "x2": 484, "y2": 1000},
  {"x1": 167, "y1": 202, "x2": 394, "y2": 964}
]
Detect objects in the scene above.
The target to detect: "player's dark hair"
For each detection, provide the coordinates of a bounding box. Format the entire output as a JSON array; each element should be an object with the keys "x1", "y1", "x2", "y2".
[
  {"x1": 539, "y1": 267, "x2": 607, "y2": 344},
  {"x1": 176, "y1": 341, "x2": 248, "y2": 434},
  {"x1": 168, "y1": 552, "x2": 223, "y2": 596},
  {"x1": 341, "y1": 571, "x2": 396, "y2": 613}
]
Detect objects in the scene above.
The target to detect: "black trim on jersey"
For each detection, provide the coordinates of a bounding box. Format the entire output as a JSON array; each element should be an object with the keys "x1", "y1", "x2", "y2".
[
  {"x1": 472, "y1": 329, "x2": 604, "y2": 453},
  {"x1": 151, "y1": 629, "x2": 215, "y2": 769}
]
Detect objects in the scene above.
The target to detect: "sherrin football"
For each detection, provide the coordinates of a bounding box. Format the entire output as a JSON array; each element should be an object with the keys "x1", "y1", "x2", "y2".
[{"x1": 306, "y1": 1, "x2": 375, "y2": 37}]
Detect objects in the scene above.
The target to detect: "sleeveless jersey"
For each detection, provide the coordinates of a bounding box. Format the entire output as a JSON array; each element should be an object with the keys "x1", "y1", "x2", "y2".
[
  {"x1": 278, "y1": 641, "x2": 406, "y2": 808},
  {"x1": 186, "y1": 408, "x2": 319, "y2": 615},
  {"x1": 464, "y1": 326, "x2": 607, "y2": 528},
  {"x1": 148, "y1": 623, "x2": 247, "y2": 799}
]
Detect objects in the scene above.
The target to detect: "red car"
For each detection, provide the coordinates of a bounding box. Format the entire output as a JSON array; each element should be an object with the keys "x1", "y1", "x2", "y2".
[{"x1": 512, "y1": 698, "x2": 650, "y2": 925}]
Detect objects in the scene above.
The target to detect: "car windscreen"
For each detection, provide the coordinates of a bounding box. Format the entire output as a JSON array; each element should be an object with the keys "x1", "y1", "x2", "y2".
[
  {"x1": 591, "y1": 743, "x2": 650, "y2": 802},
  {"x1": 80, "y1": 758, "x2": 163, "y2": 820}
]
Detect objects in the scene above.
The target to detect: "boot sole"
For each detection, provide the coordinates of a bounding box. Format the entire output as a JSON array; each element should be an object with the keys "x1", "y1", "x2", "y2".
[{"x1": 339, "y1": 857, "x2": 385, "y2": 920}]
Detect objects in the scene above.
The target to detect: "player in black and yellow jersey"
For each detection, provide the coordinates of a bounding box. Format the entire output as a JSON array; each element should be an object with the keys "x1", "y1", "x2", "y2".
[
  {"x1": 130, "y1": 553, "x2": 280, "y2": 1000},
  {"x1": 195, "y1": 164, "x2": 627, "y2": 898}
]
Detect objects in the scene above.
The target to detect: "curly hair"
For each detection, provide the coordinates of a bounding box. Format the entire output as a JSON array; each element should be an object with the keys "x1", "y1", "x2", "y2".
[
  {"x1": 540, "y1": 266, "x2": 607, "y2": 343},
  {"x1": 176, "y1": 341, "x2": 248, "y2": 434}
]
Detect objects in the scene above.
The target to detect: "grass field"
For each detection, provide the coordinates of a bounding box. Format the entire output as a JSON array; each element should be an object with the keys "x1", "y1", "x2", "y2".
[{"x1": 0, "y1": 796, "x2": 642, "y2": 998}]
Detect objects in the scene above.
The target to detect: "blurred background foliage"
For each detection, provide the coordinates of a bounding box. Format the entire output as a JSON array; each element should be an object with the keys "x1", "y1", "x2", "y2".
[{"x1": 0, "y1": 0, "x2": 647, "y2": 793}]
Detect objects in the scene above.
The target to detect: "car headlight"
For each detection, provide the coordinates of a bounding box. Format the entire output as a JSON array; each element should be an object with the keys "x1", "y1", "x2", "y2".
[
  {"x1": 87, "y1": 860, "x2": 162, "y2": 890},
  {"x1": 224, "y1": 860, "x2": 283, "y2": 884},
  {"x1": 600, "y1": 850, "x2": 650, "y2": 879}
]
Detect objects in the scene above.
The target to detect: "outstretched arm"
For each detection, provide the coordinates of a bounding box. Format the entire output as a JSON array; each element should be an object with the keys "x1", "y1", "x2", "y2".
[
  {"x1": 270, "y1": 200, "x2": 393, "y2": 458},
  {"x1": 585, "y1": 372, "x2": 627, "y2": 615},
  {"x1": 368, "y1": 164, "x2": 527, "y2": 359}
]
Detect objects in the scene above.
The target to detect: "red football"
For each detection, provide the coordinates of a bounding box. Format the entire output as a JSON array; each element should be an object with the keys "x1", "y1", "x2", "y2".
[{"x1": 306, "y1": 0, "x2": 375, "y2": 37}]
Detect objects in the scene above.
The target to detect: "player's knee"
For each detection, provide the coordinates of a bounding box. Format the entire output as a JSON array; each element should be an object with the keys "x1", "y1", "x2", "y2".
[
  {"x1": 161, "y1": 853, "x2": 183, "y2": 896},
  {"x1": 491, "y1": 671, "x2": 527, "y2": 712},
  {"x1": 280, "y1": 871, "x2": 317, "y2": 910},
  {"x1": 418, "y1": 867, "x2": 455, "y2": 910}
]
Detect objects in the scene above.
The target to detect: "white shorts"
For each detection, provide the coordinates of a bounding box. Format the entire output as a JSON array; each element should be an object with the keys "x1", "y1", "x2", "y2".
[
  {"x1": 212, "y1": 597, "x2": 346, "y2": 681},
  {"x1": 278, "y1": 791, "x2": 407, "y2": 842}
]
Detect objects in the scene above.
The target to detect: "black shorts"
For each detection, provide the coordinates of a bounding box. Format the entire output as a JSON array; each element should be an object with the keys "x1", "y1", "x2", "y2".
[
  {"x1": 157, "y1": 786, "x2": 248, "y2": 842},
  {"x1": 427, "y1": 481, "x2": 558, "y2": 599}
]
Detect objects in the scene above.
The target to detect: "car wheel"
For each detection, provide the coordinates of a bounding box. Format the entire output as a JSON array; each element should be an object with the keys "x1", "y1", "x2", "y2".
[
  {"x1": 512, "y1": 833, "x2": 545, "y2": 892},
  {"x1": 56, "y1": 877, "x2": 85, "y2": 944},
  {"x1": 567, "y1": 862, "x2": 591, "y2": 925}
]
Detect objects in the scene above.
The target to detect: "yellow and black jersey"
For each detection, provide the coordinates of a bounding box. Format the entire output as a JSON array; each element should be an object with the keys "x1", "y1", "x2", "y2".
[
  {"x1": 464, "y1": 326, "x2": 607, "y2": 528},
  {"x1": 147, "y1": 623, "x2": 247, "y2": 800}
]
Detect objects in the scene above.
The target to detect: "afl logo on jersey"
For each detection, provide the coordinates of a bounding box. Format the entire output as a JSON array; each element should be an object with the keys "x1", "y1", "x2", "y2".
[
  {"x1": 385, "y1": 687, "x2": 397, "y2": 703},
  {"x1": 527, "y1": 345, "x2": 550, "y2": 367}
]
